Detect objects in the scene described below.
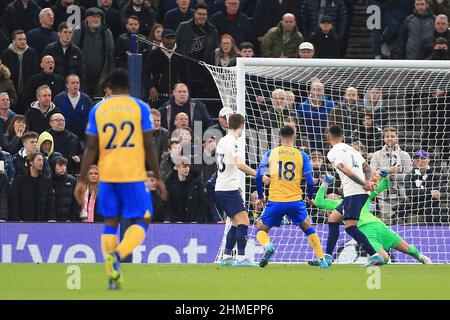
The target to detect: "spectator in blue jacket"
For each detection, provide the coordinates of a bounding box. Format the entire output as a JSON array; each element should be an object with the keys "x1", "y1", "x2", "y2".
[
  {"x1": 158, "y1": 82, "x2": 213, "y2": 132},
  {"x1": 53, "y1": 74, "x2": 92, "y2": 142},
  {"x1": 210, "y1": 0, "x2": 252, "y2": 46},
  {"x1": 296, "y1": 80, "x2": 335, "y2": 152},
  {"x1": 26, "y1": 8, "x2": 58, "y2": 57},
  {"x1": 163, "y1": 0, "x2": 195, "y2": 32},
  {"x1": 300, "y1": 0, "x2": 348, "y2": 42}
]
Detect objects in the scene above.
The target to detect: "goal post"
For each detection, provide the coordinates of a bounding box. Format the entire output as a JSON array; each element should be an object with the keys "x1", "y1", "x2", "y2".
[{"x1": 204, "y1": 58, "x2": 450, "y2": 264}]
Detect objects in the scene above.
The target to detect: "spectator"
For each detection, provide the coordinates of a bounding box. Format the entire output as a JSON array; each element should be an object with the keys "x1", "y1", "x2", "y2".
[
  {"x1": 115, "y1": 15, "x2": 142, "y2": 69},
  {"x1": 211, "y1": 0, "x2": 252, "y2": 46},
  {"x1": 163, "y1": 0, "x2": 194, "y2": 31},
  {"x1": 352, "y1": 113, "x2": 383, "y2": 159},
  {"x1": 99, "y1": 0, "x2": 121, "y2": 41},
  {"x1": 0, "y1": 64, "x2": 18, "y2": 111},
  {"x1": 72, "y1": 7, "x2": 115, "y2": 97},
  {"x1": 160, "y1": 139, "x2": 182, "y2": 181},
  {"x1": 150, "y1": 109, "x2": 170, "y2": 161},
  {"x1": 351, "y1": 140, "x2": 368, "y2": 160},
  {"x1": 176, "y1": 3, "x2": 218, "y2": 97},
  {"x1": 328, "y1": 86, "x2": 365, "y2": 142},
  {"x1": 430, "y1": 0, "x2": 450, "y2": 16},
  {"x1": 121, "y1": 0, "x2": 155, "y2": 37},
  {"x1": 26, "y1": 8, "x2": 58, "y2": 57},
  {"x1": 261, "y1": 13, "x2": 304, "y2": 58},
  {"x1": 37, "y1": 130, "x2": 62, "y2": 176},
  {"x1": 433, "y1": 14, "x2": 450, "y2": 47},
  {"x1": 310, "y1": 150, "x2": 327, "y2": 191},
  {"x1": 427, "y1": 36, "x2": 450, "y2": 59},
  {"x1": 405, "y1": 150, "x2": 448, "y2": 225},
  {"x1": 143, "y1": 28, "x2": 188, "y2": 109},
  {"x1": 145, "y1": 170, "x2": 165, "y2": 222},
  {"x1": 370, "y1": 127, "x2": 413, "y2": 224},
  {"x1": 164, "y1": 155, "x2": 208, "y2": 223},
  {"x1": 252, "y1": 0, "x2": 303, "y2": 49},
  {"x1": 0, "y1": 144, "x2": 16, "y2": 184},
  {"x1": 159, "y1": 83, "x2": 213, "y2": 132},
  {"x1": 172, "y1": 126, "x2": 202, "y2": 163},
  {"x1": 48, "y1": 113, "x2": 82, "y2": 174},
  {"x1": 260, "y1": 88, "x2": 295, "y2": 129},
  {"x1": 400, "y1": 0, "x2": 435, "y2": 59},
  {"x1": 4, "y1": 0, "x2": 41, "y2": 36},
  {"x1": 296, "y1": 80, "x2": 335, "y2": 151},
  {"x1": 309, "y1": 15, "x2": 340, "y2": 58},
  {"x1": 24, "y1": 55, "x2": 65, "y2": 107},
  {"x1": 52, "y1": 0, "x2": 86, "y2": 32},
  {"x1": 1, "y1": 115, "x2": 27, "y2": 155},
  {"x1": 0, "y1": 17, "x2": 9, "y2": 54},
  {"x1": 173, "y1": 112, "x2": 190, "y2": 130},
  {"x1": 298, "y1": 41, "x2": 315, "y2": 58},
  {"x1": 147, "y1": 23, "x2": 164, "y2": 51},
  {"x1": 285, "y1": 90, "x2": 296, "y2": 109},
  {"x1": 363, "y1": 87, "x2": 389, "y2": 129},
  {"x1": 10, "y1": 152, "x2": 56, "y2": 221},
  {"x1": 0, "y1": 170, "x2": 8, "y2": 221},
  {"x1": 53, "y1": 74, "x2": 92, "y2": 142},
  {"x1": 0, "y1": 93, "x2": 16, "y2": 136},
  {"x1": 79, "y1": 164, "x2": 100, "y2": 222},
  {"x1": 193, "y1": 135, "x2": 217, "y2": 184},
  {"x1": 205, "y1": 106, "x2": 233, "y2": 140},
  {"x1": 12, "y1": 130, "x2": 39, "y2": 177},
  {"x1": 42, "y1": 22, "x2": 84, "y2": 81},
  {"x1": 215, "y1": 33, "x2": 238, "y2": 67},
  {"x1": 25, "y1": 85, "x2": 60, "y2": 134},
  {"x1": 228, "y1": 41, "x2": 254, "y2": 66},
  {"x1": 300, "y1": 0, "x2": 348, "y2": 42},
  {"x1": 1, "y1": 30, "x2": 40, "y2": 114},
  {"x1": 51, "y1": 156, "x2": 80, "y2": 221}
]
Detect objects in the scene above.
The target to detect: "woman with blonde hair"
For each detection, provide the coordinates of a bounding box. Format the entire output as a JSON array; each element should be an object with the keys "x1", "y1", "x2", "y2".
[
  {"x1": 215, "y1": 34, "x2": 238, "y2": 67},
  {"x1": 80, "y1": 164, "x2": 100, "y2": 222}
]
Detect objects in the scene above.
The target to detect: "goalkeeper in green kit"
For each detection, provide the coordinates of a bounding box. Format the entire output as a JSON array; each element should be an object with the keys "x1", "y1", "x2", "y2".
[{"x1": 309, "y1": 171, "x2": 432, "y2": 265}]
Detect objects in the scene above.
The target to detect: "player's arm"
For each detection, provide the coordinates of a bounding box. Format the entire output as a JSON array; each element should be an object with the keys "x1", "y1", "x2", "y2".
[
  {"x1": 234, "y1": 154, "x2": 256, "y2": 177},
  {"x1": 301, "y1": 151, "x2": 315, "y2": 200},
  {"x1": 369, "y1": 171, "x2": 391, "y2": 200},
  {"x1": 255, "y1": 151, "x2": 270, "y2": 199},
  {"x1": 74, "y1": 133, "x2": 99, "y2": 205},
  {"x1": 314, "y1": 184, "x2": 342, "y2": 210},
  {"x1": 335, "y1": 163, "x2": 369, "y2": 189}
]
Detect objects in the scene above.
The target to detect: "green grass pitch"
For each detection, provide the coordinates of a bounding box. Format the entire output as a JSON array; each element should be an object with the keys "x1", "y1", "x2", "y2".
[{"x1": 0, "y1": 264, "x2": 449, "y2": 300}]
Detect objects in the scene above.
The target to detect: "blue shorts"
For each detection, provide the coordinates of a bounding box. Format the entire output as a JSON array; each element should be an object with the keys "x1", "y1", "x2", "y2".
[
  {"x1": 258, "y1": 200, "x2": 308, "y2": 228},
  {"x1": 98, "y1": 181, "x2": 154, "y2": 220},
  {"x1": 335, "y1": 194, "x2": 369, "y2": 221},
  {"x1": 215, "y1": 190, "x2": 247, "y2": 218}
]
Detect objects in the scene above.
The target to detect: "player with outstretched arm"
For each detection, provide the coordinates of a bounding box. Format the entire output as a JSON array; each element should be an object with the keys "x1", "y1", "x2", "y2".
[{"x1": 254, "y1": 125, "x2": 329, "y2": 268}]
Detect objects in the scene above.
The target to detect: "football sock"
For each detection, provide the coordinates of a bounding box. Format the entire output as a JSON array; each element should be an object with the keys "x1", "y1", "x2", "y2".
[
  {"x1": 116, "y1": 223, "x2": 148, "y2": 260},
  {"x1": 407, "y1": 245, "x2": 421, "y2": 261},
  {"x1": 345, "y1": 226, "x2": 377, "y2": 256},
  {"x1": 224, "y1": 225, "x2": 237, "y2": 256},
  {"x1": 256, "y1": 230, "x2": 270, "y2": 248},
  {"x1": 305, "y1": 227, "x2": 325, "y2": 260},
  {"x1": 326, "y1": 222, "x2": 340, "y2": 255},
  {"x1": 236, "y1": 224, "x2": 248, "y2": 256},
  {"x1": 101, "y1": 225, "x2": 118, "y2": 257}
]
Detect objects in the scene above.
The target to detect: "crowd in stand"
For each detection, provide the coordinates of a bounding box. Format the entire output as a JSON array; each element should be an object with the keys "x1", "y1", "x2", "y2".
[{"x1": 0, "y1": 0, "x2": 449, "y2": 225}]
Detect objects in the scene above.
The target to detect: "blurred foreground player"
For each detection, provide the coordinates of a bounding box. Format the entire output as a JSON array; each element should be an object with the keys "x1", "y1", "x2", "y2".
[{"x1": 75, "y1": 69, "x2": 167, "y2": 289}]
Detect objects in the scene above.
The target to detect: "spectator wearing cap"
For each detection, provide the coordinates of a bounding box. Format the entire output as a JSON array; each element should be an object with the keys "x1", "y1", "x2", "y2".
[
  {"x1": 404, "y1": 150, "x2": 448, "y2": 225},
  {"x1": 26, "y1": 8, "x2": 58, "y2": 57},
  {"x1": 159, "y1": 83, "x2": 213, "y2": 132},
  {"x1": 143, "y1": 28, "x2": 188, "y2": 109},
  {"x1": 115, "y1": 15, "x2": 142, "y2": 69},
  {"x1": 261, "y1": 13, "x2": 304, "y2": 58},
  {"x1": 163, "y1": 0, "x2": 195, "y2": 32},
  {"x1": 309, "y1": 16, "x2": 340, "y2": 58},
  {"x1": 52, "y1": 0, "x2": 86, "y2": 33},
  {"x1": 426, "y1": 36, "x2": 450, "y2": 59},
  {"x1": 300, "y1": 0, "x2": 348, "y2": 42},
  {"x1": 205, "y1": 106, "x2": 233, "y2": 140},
  {"x1": 4, "y1": 0, "x2": 41, "y2": 37},
  {"x1": 164, "y1": 155, "x2": 208, "y2": 223},
  {"x1": 298, "y1": 41, "x2": 315, "y2": 58},
  {"x1": 72, "y1": 7, "x2": 115, "y2": 97},
  {"x1": 150, "y1": 109, "x2": 170, "y2": 161},
  {"x1": 42, "y1": 22, "x2": 85, "y2": 81},
  {"x1": 121, "y1": 0, "x2": 155, "y2": 37}
]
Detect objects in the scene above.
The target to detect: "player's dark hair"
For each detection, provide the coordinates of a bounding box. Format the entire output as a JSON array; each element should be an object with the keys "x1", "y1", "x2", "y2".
[
  {"x1": 100, "y1": 69, "x2": 129, "y2": 94},
  {"x1": 228, "y1": 113, "x2": 245, "y2": 130},
  {"x1": 328, "y1": 125, "x2": 343, "y2": 138},
  {"x1": 22, "y1": 131, "x2": 39, "y2": 143},
  {"x1": 280, "y1": 125, "x2": 295, "y2": 139}
]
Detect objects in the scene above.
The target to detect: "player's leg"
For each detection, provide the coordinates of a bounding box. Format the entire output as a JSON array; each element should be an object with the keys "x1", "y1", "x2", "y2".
[
  {"x1": 255, "y1": 220, "x2": 275, "y2": 268},
  {"x1": 255, "y1": 202, "x2": 282, "y2": 267},
  {"x1": 298, "y1": 216, "x2": 329, "y2": 269},
  {"x1": 232, "y1": 211, "x2": 255, "y2": 266},
  {"x1": 116, "y1": 217, "x2": 151, "y2": 261},
  {"x1": 395, "y1": 240, "x2": 432, "y2": 264},
  {"x1": 215, "y1": 191, "x2": 238, "y2": 266},
  {"x1": 342, "y1": 195, "x2": 384, "y2": 266},
  {"x1": 359, "y1": 223, "x2": 390, "y2": 263}
]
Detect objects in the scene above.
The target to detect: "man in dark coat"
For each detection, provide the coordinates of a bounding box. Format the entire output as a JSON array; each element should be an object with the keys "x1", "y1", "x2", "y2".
[
  {"x1": 52, "y1": 156, "x2": 80, "y2": 221},
  {"x1": 4, "y1": 0, "x2": 41, "y2": 36}
]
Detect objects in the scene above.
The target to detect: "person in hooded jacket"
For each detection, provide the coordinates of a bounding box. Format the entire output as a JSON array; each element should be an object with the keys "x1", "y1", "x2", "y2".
[
  {"x1": 426, "y1": 36, "x2": 450, "y2": 59},
  {"x1": 25, "y1": 85, "x2": 60, "y2": 134},
  {"x1": 37, "y1": 130, "x2": 62, "y2": 176}
]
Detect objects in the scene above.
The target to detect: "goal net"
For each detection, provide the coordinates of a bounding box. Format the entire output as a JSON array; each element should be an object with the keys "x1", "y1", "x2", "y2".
[{"x1": 205, "y1": 58, "x2": 450, "y2": 264}]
